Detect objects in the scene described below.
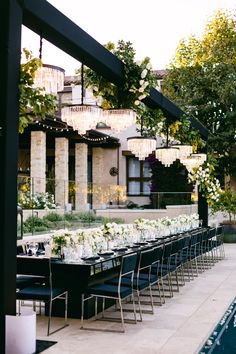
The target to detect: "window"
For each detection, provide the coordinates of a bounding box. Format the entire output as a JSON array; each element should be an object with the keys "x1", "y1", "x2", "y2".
[{"x1": 126, "y1": 157, "x2": 151, "y2": 195}]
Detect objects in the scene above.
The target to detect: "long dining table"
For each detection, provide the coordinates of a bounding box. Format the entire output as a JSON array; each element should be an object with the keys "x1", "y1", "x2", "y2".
[{"x1": 17, "y1": 228, "x2": 205, "y2": 319}]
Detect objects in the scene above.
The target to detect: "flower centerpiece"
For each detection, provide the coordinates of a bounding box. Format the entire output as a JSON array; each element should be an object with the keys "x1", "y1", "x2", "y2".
[
  {"x1": 100, "y1": 222, "x2": 119, "y2": 249},
  {"x1": 51, "y1": 229, "x2": 74, "y2": 257}
]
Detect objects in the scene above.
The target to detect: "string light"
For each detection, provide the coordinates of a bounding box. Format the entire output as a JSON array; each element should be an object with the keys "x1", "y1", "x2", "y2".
[{"x1": 34, "y1": 121, "x2": 111, "y2": 141}]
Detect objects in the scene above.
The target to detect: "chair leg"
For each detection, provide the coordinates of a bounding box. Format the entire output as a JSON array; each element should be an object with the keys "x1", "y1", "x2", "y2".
[
  {"x1": 136, "y1": 291, "x2": 142, "y2": 322},
  {"x1": 118, "y1": 297, "x2": 125, "y2": 333},
  {"x1": 47, "y1": 300, "x2": 52, "y2": 336},
  {"x1": 81, "y1": 293, "x2": 84, "y2": 329},
  {"x1": 131, "y1": 293, "x2": 137, "y2": 323},
  {"x1": 102, "y1": 298, "x2": 105, "y2": 318},
  {"x1": 65, "y1": 292, "x2": 68, "y2": 327}
]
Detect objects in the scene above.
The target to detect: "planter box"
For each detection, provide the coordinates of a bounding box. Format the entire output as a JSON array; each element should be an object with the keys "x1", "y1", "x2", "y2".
[{"x1": 221, "y1": 223, "x2": 236, "y2": 243}]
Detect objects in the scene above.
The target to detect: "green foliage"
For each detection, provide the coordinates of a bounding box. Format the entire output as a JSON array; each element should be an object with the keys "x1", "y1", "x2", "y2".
[
  {"x1": 22, "y1": 211, "x2": 124, "y2": 235},
  {"x1": 23, "y1": 216, "x2": 49, "y2": 233},
  {"x1": 162, "y1": 10, "x2": 236, "y2": 178},
  {"x1": 211, "y1": 188, "x2": 236, "y2": 222},
  {"x1": 79, "y1": 40, "x2": 157, "y2": 110},
  {"x1": 43, "y1": 212, "x2": 63, "y2": 222},
  {"x1": 19, "y1": 49, "x2": 58, "y2": 133}
]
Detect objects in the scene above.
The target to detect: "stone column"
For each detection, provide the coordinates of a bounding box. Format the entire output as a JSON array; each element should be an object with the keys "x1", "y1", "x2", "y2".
[
  {"x1": 30, "y1": 131, "x2": 46, "y2": 194},
  {"x1": 92, "y1": 147, "x2": 104, "y2": 209},
  {"x1": 55, "y1": 137, "x2": 68, "y2": 209},
  {"x1": 75, "y1": 143, "x2": 88, "y2": 211}
]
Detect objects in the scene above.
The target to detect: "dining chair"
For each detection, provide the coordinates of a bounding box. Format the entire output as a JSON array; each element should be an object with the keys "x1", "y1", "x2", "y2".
[
  {"x1": 81, "y1": 252, "x2": 138, "y2": 333},
  {"x1": 16, "y1": 257, "x2": 69, "y2": 336}
]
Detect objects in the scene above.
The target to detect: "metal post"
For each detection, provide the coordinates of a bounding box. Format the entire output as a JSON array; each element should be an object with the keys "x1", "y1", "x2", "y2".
[
  {"x1": 0, "y1": 0, "x2": 22, "y2": 351},
  {"x1": 198, "y1": 191, "x2": 208, "y2": 227}
]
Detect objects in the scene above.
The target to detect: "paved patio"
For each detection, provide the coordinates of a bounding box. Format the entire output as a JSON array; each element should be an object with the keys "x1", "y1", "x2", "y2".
[{"x1": 36, "y1": 243, "x2": 236, "y2": 354}]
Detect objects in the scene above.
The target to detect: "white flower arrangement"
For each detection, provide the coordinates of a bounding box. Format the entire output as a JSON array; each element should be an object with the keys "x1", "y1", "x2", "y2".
[
  {"x1": 51, "y1": 212, "x2": 201, "y2": 257},
  {"x1": 188, "y1": 163, "x2": 222, "y2": 207}
]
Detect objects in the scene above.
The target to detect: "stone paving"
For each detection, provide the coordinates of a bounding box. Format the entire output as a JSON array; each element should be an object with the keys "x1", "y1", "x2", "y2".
[{"x1": 36, "y1": 243, "x2": 236, "y2": 354}]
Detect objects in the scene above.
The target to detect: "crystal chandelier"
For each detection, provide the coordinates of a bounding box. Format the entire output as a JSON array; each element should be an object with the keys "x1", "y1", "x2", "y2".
[
  {"x1": 155, "y1": 146, "x2": 180, "y2": 167},
  {"x1": 171, "y1": 144, "x2": 193, "y2": 160},
  {"x1": 181, "y1": 153, "x2": 207, "y2": 172},
  {"x1": 155, "y1": 121, "x2": 180, "y2": 167},
  {"x1": 61, "y1": 105, "x2": 102, "y2": 135},
  {"x1": 127, "y1": 112, "x2": 156, "y2": 160},
  {"x1": 61, "y1": 63, "x2": 101, "y2": 134},
  {"x1": 127, "y1": 136, "x2": 156, "y2": 160},
  {"x1": 103, "y1": 109, "x2": 136, "y2": 132},
  {"x1": 33, "y1": 64, "x2": 65, "y2": 94}
]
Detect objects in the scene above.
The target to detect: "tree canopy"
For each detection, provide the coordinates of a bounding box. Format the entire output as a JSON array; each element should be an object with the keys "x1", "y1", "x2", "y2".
[
  {"x1": 162, "y1": 10, "x2": 236, "y2": 179},
  {"x1": 19, "y1": 49, "x2": 58, "y2": 133}
]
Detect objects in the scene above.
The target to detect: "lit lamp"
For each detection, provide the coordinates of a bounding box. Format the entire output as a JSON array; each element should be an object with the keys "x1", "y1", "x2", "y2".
[
  {"x1": 155, "y1": 122, "x2": 180, "y2": 167},
  {"x1": 61, "y1": 63, "x2": 101, "y2": 134},
  {"x1": 127, "y1": 136, "x2": 156, "y2": 160},
  {"x1": 103, "y1": 109, "x2": 136, "y2": 132},
  {"x1": 127, "y1": 114, "x2": 156, "y2": 160},
  {"x1": 171, "y1": 144, "x2": 193, "y2": 160},
  {"x1": 181, "y1": 153, "x2": 207, "y2": 172},
  {"x1": 155, "y1": 146, "x2": 180, "y2": 167}
]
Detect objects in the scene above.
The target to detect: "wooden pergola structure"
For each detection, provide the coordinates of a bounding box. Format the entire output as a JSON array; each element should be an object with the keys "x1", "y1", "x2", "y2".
[{"x1": 0, "y1": 0, "x2": 208, "y2": 349}]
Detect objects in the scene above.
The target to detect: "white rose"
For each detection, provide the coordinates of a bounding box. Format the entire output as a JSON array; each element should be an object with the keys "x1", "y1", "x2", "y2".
[{"x1": 141, "y1": 69, "x2": 148, "y2": 78}]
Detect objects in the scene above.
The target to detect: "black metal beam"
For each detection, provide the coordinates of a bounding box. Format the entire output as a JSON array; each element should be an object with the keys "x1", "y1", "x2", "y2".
[
  {"x1": 0, "y1": 0, "x2": 22, "y2": 350},
  {"x1": 144, "y1": 88, "x2": 209, "y2": 140},
  {"x1": 22, "y1": 0, "x2": 209, "y2": 141},
  {"x1": 22, "y1": 0, "x2": 124, "y2": 85}
]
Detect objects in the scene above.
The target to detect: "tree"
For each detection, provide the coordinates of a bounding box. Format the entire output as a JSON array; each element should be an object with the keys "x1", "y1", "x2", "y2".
[
  {"x1": 19, "y1": 49, "x2": 58, "y2": 133},
  {"x1": 162, "y1": 10, "x2": 236, "y2": 180}
]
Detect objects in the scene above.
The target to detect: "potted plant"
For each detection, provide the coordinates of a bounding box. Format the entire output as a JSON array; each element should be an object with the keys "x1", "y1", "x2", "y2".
[{"x1": 211, "y1": 188, "x2": 236, "y2": 242}]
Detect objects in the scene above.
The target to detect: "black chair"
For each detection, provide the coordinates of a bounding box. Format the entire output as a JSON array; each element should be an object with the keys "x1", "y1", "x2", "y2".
[
  {"x1": 108, "y1": 248, "x2": 157, "y2": 320},
  {"x1": 16, "y1": 257, "x2": 68, "y2": 336},
  {"x1": 158, "y1": 241, "x2": 173, "y2": 297},
  {"x1": 16, "y1": 247, "x2": 46, "y2": 290},
  {"x1": 81, "y1": 252, "x2": 138, "y2": 333}
]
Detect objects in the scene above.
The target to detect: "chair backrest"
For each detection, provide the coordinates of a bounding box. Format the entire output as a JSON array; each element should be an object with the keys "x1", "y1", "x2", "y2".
[
  {"x1": 138, "y1": 248, "x2": 156, "y2": 273},
  {"x1": 216, "y1": 225, "x2": 223, "y2": 236},
  {"x1": 163, "y1": 242, "x2": 172, "y2": 259},
  {"x1": 208, "y1": 227, "x2": 216, "y2": 239},
  {"x1": 152, "y1": 245, "x2": 164, "y2": 264},
  {"x1": 120, "y1": 253, "x2": 138, "y2": 277},
  {"x1": 17, "y1": 256, "x2": 51, "y2": 288}
]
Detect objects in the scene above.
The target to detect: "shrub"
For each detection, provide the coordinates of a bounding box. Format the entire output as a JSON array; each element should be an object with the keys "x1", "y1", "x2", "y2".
[
  {"x1": 23, "y1": 216, "x2": 49, "y2": 233},
  {"x1": 43, "y1": 212, "x2": 63, "y2": 222}
]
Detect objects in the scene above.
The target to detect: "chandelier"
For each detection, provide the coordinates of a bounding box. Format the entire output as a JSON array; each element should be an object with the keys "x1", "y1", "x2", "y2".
[
  {"x1": 61, "y1": 63, "x2": 101, "y2": 134},
  {"x1": 33, "y1": 64, "x2": 65, "y2": 95},
  {"x1": 127, "y1": 136, "x2": 156, "y2": 160},
  {"x1": 171, "y1": 144, "x2": 193, "y2": 160},
  {"x1": 103, "y1": 109, "x2": 136, "y2": 132},
  {"x1": 155, "y1": 121, "x2": 180, "y2": 167},
  {"x1": 155, "y1": 146, "x2": 180, "y2": 167},
  {"x1": 61, "y1": 105, "x2": 102, "y2": 135},
  {"x1": 181, "y1": 153, "x2": 207, "y2": 172},
  {"x1": 127, "y1": 113, "x2": 156, "y2": 160}
]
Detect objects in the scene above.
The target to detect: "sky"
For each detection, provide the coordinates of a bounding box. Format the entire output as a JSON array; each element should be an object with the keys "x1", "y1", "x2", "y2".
[{"x1": 21, "y1": 0, "x2": 236, "y2": 75}]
